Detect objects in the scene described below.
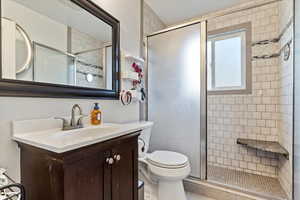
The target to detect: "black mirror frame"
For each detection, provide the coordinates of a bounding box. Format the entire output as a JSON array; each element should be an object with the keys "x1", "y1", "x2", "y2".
[{"x1": 0, "y1": 0, "x2": 120, "y2": 99}]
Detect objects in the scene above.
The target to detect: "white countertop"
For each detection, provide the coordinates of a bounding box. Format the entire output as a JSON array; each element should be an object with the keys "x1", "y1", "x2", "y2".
[{"x1": 12, "y1": 119, "x2": 153, "y2": 153}]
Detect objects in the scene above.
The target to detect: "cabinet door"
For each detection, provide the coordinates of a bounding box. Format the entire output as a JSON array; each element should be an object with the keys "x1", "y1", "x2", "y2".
[
  {"x1": 111, "y1": 139, "x2": 138, "y2": 200},
  {"x1": 64, "y1": 150, "x2": 111, "y2": 200}
]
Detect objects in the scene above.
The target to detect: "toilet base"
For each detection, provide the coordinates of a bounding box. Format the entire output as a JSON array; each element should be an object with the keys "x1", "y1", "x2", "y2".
[{"x1": 158, "y1": 180, "x2": 186, "y2": 200}]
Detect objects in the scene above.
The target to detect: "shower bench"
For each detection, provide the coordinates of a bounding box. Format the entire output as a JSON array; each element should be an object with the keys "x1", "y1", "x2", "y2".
[{"x1": 237, "y1": 138, "x2": 289, "y2": 159}]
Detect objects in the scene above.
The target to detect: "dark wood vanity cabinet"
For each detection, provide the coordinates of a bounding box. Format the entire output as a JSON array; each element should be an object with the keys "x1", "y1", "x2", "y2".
[{"x1": 19, "y1": 132, "x2": 139, "y2": 200}]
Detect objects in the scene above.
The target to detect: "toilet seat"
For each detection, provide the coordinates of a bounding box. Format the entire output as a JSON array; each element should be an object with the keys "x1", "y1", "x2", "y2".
[{"x1": 146, "y1": 151, "x2": 189, "y2": 169}]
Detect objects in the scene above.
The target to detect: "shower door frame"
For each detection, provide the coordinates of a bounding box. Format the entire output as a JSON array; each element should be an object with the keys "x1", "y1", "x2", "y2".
[
  {"x1": 144, "y1": 0, "x2": 296, "y2": 198},
  {"x1": 144, "y1": 20, "x2": 208, "y2": 180}
]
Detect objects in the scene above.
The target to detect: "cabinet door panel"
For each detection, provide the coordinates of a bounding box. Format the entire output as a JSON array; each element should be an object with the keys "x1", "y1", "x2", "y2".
[
  {"x1": 112, "y1": 140, "x2": 138, "y2": 200},
  {"x1": 64, "y1": 151, "x2": 110, "y2": 200}
]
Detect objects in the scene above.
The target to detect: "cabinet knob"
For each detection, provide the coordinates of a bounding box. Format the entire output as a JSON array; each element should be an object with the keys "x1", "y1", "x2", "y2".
[
  {"x1": 114, "y1": 154, "x2": 121, "y2": 161},
  {"x1": 106, "y1": 157, "x2": 114, "y2": 165}
]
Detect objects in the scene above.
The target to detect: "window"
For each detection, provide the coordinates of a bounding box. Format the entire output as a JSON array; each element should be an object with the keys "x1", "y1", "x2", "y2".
[{"x1": 207, "y1": 23, "x2": 251, "y2": 94}]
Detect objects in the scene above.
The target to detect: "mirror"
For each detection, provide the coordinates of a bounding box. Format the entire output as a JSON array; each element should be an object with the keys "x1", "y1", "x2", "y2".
[{"x1": 0, "y1": 0, "x2": 120, "y2": 97}]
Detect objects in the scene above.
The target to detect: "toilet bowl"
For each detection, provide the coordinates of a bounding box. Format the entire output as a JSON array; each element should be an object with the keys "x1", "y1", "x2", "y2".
[{"x1": 137, "y1": 121, "x2": 190, "y2": 200}]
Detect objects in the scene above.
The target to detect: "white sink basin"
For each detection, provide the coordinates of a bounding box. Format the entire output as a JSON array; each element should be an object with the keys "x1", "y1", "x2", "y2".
[{"x1": 12, "y1": 118, "x2": 153, "y2": 153}]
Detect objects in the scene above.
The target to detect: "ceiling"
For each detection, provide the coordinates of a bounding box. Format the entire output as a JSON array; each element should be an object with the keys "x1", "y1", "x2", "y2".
[
  {"x1": 145, "y1": 0, "x2": 252, "y2": 25},
  {"x1": 10, "y1": 0, "x2": 112, "y2": 42}
]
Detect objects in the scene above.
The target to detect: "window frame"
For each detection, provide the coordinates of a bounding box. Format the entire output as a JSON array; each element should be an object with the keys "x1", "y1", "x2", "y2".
[{"x1": 207, "y1": 22, "x2": 252, "y2": 95}]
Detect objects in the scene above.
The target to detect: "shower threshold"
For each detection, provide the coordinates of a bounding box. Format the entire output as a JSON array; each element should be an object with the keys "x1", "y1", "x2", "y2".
[{"x1": 207, "y1": 165, "x2": 288, "y2": 200}]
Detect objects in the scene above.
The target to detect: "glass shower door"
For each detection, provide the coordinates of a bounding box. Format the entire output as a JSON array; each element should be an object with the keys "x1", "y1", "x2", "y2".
[{"x1": 147, "y1": 22, "x2": 207, "y2": 179}]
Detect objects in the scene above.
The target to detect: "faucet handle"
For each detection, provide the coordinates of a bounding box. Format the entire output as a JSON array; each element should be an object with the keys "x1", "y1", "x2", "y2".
[{"x1": 77, "y1": 115, "x2": 88, "y2": 127}]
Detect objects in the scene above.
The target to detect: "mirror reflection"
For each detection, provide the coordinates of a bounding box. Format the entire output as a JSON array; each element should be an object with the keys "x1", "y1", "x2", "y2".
[{"x1": 1, "y1": 0, "x2": 113, "y2": 89}]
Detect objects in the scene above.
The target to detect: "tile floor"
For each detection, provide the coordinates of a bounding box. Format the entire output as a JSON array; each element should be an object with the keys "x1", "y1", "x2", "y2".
[
  {"x1": 140, "y1": 165, "x2": 288, "y2": 200},
  {"x1": 207, "y1": 165, "x2": 287, "y2": 199},
  {"x1": 186, "y1": 192, "x2": 215, "y2": 200},
  {"x1": 141, "y1": 173, "x2": 215, "y2": 200},
  {"x1": 144, "y1": 183, "x2": 215, "y2": 200}
]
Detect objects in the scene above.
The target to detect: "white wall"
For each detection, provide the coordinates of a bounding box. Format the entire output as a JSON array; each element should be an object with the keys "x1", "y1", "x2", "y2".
[
  {"x1": 2, "y1": 0, "x2": 68, "y2": 51},
  {"x1": 2, "y1": 0, "x2": 68, "y2": 82},
  {"x1": 143, "y1": 2, "x2": 166, "y2": 36},
  {"x1": 0, "y1": 0, "x2": 141, "y2": 181},
  {"x1": 92, "y1": 0, "x2": 141, "y2": 57}
]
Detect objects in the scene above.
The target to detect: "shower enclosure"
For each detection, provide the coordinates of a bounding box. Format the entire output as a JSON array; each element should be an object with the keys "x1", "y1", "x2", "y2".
[
  {"x1": 146, "y1": 21, "x2": 207, "y2": 179},
  {"x1": 145, "y1": 1, "x2": 294, "y2": 199}
]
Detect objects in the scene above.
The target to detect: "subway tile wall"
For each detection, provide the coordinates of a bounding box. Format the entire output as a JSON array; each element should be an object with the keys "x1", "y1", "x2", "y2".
[
  {"x1": 207, "y1": 0, "x2": 294, "y2": 197},
  {"x1": 207, "y1": 1, "x2": 281, "y2": 178},
  {"x1": 277, "y1": 0, "x2": 294, "y2": 198}
]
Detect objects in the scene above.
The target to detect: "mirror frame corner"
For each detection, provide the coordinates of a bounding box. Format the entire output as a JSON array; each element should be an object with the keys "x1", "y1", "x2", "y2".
[{"x1": 0, "y1": 0, "x2": 121, "y2": 99}]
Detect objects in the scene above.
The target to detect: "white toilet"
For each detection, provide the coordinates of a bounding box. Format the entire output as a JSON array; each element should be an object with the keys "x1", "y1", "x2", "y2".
[{"x1": 138, "y1": 121, "x2": 191, "y2": 200}]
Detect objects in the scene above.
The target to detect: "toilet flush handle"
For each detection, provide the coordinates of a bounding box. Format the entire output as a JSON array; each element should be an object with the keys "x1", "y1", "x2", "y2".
[{"x1": 138, "y1": 138, "x2": 146, "y2": 152}]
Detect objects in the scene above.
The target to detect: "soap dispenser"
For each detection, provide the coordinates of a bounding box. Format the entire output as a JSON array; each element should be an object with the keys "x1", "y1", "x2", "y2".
[{"x1": 91, "y1": 103, "x2": 102, "y2": 125}]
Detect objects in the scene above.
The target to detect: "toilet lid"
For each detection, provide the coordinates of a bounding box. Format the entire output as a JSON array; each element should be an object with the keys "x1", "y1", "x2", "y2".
[{"x1": 147, "y1": 151, "x2": 188, "y2": 168}]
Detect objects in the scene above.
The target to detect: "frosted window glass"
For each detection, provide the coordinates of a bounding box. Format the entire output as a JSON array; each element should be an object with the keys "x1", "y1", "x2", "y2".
[
  {"x1": 148, "y1": 23, "x2": 202, "y2": 178},
  {"x1": 214, "y1": 37, "x2": 242, "y2": 88}
]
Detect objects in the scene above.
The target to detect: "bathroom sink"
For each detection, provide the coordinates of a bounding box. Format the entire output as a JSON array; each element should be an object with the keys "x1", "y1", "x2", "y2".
[{"x1": 12, "y1": 118, "x2": 152, "y2": 153}]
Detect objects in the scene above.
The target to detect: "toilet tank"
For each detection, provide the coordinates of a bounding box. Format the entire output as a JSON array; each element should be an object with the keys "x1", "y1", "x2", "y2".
[{"x1": 138, "y1": 121, "x2": 154, "y2": 158}]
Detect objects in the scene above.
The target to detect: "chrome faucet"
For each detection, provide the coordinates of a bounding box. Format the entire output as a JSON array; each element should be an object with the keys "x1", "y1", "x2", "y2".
[
  {"x1": 71, "y1": 104, "x2": 82, "y2": 127},
  {"x1": 55, "y1": 104, "x2": 86, "y2": 131}
]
